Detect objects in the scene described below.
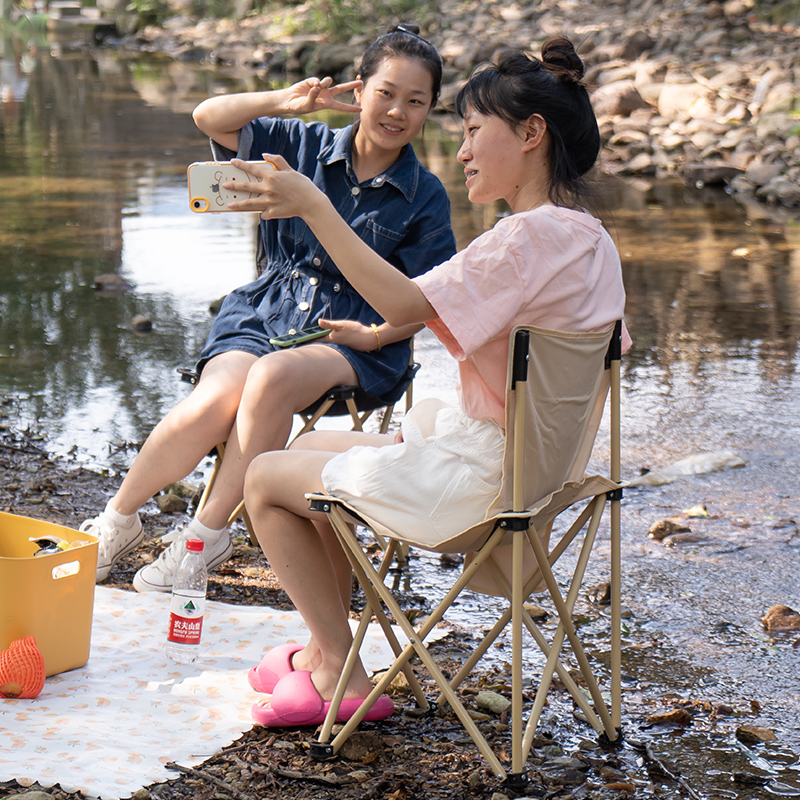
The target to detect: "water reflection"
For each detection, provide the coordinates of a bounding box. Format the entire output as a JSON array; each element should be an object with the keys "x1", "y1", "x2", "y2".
[{"x1": 3, "y1": 38, "x2": 800, "y2": 798}]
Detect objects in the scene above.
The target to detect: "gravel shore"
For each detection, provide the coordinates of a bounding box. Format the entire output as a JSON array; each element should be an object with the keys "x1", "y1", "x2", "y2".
[{"x1": 115, "y1": 0, "x2": 800, "y2": 207}]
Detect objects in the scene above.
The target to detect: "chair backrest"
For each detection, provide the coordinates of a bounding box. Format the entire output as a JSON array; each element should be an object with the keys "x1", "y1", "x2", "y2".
[
  {"x1": 488, "y1": 323, "x2": 616, "y2": 518},
  {"x1": 419, "y1": 323, "x2": 618, "y2": 562}
]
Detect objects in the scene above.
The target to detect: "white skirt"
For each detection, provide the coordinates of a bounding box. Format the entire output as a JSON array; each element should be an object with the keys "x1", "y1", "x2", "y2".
[{"x1": 321, "y1": 398, "x2": 505, "y2": 547}]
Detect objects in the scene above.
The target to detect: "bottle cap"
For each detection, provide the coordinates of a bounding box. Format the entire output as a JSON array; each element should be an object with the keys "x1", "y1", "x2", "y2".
[{"x1": 186, "y1": 538, "x2": 205, "y2": 552}]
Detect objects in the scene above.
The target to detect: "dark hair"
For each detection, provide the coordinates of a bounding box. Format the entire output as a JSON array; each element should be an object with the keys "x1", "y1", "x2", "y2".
[
  {"x1": 455, "y1": 36, "x2": 600, "y2": 206},
  {"x1": 358, "y1": 24, "x2": 444, "y2": 108}
]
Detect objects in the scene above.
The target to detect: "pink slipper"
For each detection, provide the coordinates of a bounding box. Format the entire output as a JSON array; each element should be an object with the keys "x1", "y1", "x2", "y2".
[
  {"x1": 251, "y1": 669, "x2": 394, "y2": 728},
  {"x1": 248, "y1": 642, "x2": 304, "y2": 694}
]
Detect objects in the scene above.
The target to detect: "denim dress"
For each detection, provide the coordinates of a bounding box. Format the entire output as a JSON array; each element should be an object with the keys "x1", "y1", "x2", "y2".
[{"x1": 197, "y1": 118, "x2": 457, "y2": 403}]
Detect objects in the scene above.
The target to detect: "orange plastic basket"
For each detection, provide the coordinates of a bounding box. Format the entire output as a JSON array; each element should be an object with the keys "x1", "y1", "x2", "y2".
[{"x1": 0, "y1": 511, "x2": 98, "y2": 677}]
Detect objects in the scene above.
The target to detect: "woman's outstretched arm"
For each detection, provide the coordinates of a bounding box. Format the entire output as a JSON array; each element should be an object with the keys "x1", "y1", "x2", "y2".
[{"x1": 227, "y1": 156, "x2": 438, "y2": 328}]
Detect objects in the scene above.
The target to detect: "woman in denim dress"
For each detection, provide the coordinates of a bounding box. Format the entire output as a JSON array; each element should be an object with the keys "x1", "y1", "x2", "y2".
[{"x1": 79, "y1": 25, "x2": 456, "y2": 592}]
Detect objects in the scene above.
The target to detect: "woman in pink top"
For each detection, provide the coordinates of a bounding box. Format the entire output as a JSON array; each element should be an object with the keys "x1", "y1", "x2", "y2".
[{"x1": 232, "y1": 36, "x2": 628, "y2": 727}]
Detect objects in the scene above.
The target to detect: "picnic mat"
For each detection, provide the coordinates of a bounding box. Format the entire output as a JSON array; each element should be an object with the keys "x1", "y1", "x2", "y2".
[{"x1": 0, "y1": 586, "x2": 420, "y2": 799}]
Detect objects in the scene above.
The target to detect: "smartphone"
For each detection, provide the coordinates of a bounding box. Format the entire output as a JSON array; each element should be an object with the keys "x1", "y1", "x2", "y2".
[
  {"x1": 187, "y1": 160, "x2": 271, "y2": 213},
  {"x1": 269, "y1": 326, "x2": 330, "y2": 348}
]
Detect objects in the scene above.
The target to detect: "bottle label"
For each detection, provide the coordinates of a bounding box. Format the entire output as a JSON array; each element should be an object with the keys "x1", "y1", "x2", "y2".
[{"x1": 167, "y1": 592, "x2": 205, "y2": 645}]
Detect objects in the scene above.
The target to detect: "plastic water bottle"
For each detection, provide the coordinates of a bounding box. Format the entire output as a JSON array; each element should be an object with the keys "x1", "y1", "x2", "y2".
[{"x1": 166, "y1": 538, "x2": 207, "y2": 664}]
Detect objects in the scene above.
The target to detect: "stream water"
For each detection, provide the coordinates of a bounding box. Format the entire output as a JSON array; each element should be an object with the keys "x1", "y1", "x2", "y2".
[{"x1": 2, "y1": 32, "x2": 800, "y2": 798}]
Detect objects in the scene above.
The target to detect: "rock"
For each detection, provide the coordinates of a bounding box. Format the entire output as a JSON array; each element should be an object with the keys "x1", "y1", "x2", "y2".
[
  {"x1": 131, "y1": 314, "x2": 153, "y2": 332},
  {"x1": 523, "y1": 602, "x2": 548, "y2": 620},
  {"x1": 164, "y1": 479, "x2": 200, "y2": 499},
  {"x1": 646, "y1": 708, "x2": 693, "y2": 726},
  {"x1": 683, "y1": 504, "x2": 708, "y2": 518},
  {"x1": 657, "y1": 82, "x2": 707, "y2": 119},
  {"x1": 476, "y1": 690, "x2": 512, "y2": 715},
  {"x1": 339, "y1": 730, "x2": 384, "y2": 761},
  {"x1": 762, "y1": 604, "x2": 800, "y2": 631},
  {"x1": 7, "y1": 794, "x2": 56, "y2": 800},
  {"x1": 756, "y1": 175, "x2": 800, "y2": 207},
  {"x1": 662, "y1": 531, "x2": 713, "y2": 546},
  {"x1": 209, "y1": 295, "x2": 226, "y2": 315},
  {"x1": 745, "y1": 161, "x2": 784, "y2": 187},
  {"x1": 683, "y1": 161, "x2": 744, "y2": 186},
  {"x1": 647, "y1": 519, "x2": 691, "y2": 541},
  {"x1": 629, "y1": 450, "x2": 745, "y2": 487},
  {"x1": 618, "y1": 30, "x2": 655, "y2": 60},
  {"x1": 592, "y1": 80, "x2": 650, "y2": 117},
  {"x1": 735, "y1": 724, "x2": 777, "y2": 744},
  {"x1": 93, "y1": 273, "x2": 133, "y2": 295},
  {"x1": 156, "y1": 493, "x2": 188, "y2": 513},
  {"x1": 588, "y1": 581, "x2": 612, "y2": 605}
]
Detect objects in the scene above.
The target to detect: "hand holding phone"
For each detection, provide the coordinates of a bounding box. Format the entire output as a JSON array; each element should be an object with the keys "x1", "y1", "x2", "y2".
[
  {"x1": 187, "y1": 160, "x2": 273, "y2": 213},
  {"x1": 268, "y1": 326, "x2": 330, "y2": 348}
]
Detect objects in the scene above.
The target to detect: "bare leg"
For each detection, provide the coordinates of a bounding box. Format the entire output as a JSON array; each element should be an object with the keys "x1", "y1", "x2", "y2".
[
  {"x1": 194, "y1": 344, "x2": 359, "y2": 530},
  {"x1": 110, "y1": 351, "x2": 258, "y2": 515},
  {"x1": 245, "y1": 442, "x2": 391, "y2": 701}
]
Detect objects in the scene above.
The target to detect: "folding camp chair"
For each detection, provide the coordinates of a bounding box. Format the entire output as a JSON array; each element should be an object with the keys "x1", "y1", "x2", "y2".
[{"x1": 305, "y1": 321, "x2": 624, "y2": 788}]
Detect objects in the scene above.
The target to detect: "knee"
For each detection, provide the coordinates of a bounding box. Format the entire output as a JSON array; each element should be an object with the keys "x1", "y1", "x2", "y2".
[
  {"x1": 288, "y1": 429, "x2": 331, "y2": 452},
  {"x1": 244, "y1": 452, "x2": 282, "y2": 510}
]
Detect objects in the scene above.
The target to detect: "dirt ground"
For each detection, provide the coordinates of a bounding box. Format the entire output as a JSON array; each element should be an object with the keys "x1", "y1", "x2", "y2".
[{"x1": 1, "y1": 423, "x2": 669, "y2": 800}]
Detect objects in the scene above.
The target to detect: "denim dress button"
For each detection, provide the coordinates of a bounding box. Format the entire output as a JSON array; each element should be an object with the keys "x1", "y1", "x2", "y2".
[
  {"x1": 309, "y1": 277, "x2": 318, "y2": 285},
  {"x1": 313, "y1": 257, "x2": 321, "y2": 266},
  {"x1": 298, "y1": 301, "x2": 310, "y2": 311},
  {"x1": 351, "y1": 187, "x2": 360, "y2": 196}
]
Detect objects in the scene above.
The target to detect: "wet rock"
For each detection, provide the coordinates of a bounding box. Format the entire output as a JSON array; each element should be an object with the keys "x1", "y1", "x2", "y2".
[
  {"x1": 156, "y1": 493, "x2": 188, "y2": 513},
  {"x1": 476, "y1": 690, "x2": 511, "y2": 715},
  {"x1": 647, "y1": 519, "x2": 691, "y2": 540},
  {"x1": 629, "y1": 449, "x2": 745, "y2": 487},
  {"x1": 131, "y1": 314, "x2": 153, "y2": 332},
  {"x1": 735, "y1": 724, "x2": 777, "y2": 744},
  {"x1": 762, "y1": 604, "x2": 800, "y2": 631},
  {"x1": 209, "y1": 295, "x2": 226, "y2": 315},
  {"x1": 683, "y1": 161, "x2": 744, "y2": 186},
  {"x1": 93, "y1": 273, "x2": 133, "y2": 295},
  {"x1": 588, "y1": 581, "x2": 612, "y2": 605},
  {"x1": 662, "y1": 531, "x2": 713, "y2": 546},
  {"x1": 683, "y1": 504, "x2": 709, "y2": 518},
  {"x1": 646, "y1": 707, "x2": 693, "y2": 726},
  {"x1": 523, "y1": 602, "x2": 548, "y2": 620},
  {"x1": 756, "y1": 175, "x2": 800, "y2": 207}
]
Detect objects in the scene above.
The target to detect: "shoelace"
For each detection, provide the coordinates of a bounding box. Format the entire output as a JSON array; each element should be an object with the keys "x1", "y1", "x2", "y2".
[
  {"x1": 79, "y1": 516, "x2": 116, "y2": 560},
  {"x1": 155, "y1": 530, "x2": 188, "y2": 571}
]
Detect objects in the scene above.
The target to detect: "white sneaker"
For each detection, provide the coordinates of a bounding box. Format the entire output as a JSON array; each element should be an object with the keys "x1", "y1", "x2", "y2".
[
  {"x1": 80, "y1": 512, "x2": 144, "y2": 583},
  {"x1": 132, "y1": 528, "x2": 233, "y2": 593}
]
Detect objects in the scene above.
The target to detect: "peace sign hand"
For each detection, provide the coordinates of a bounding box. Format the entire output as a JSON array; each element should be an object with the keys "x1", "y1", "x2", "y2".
[{"x1": 282, "y1": 76, "x2": 362, "y2": 115}]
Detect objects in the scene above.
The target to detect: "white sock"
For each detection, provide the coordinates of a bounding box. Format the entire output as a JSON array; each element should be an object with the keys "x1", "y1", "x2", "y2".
[
  {"x1": 104, "y1": 501, "x2": 140, "y2": 529},
  {"x1": 185, "y1": 517, "x2": 227, "y2": 544}
]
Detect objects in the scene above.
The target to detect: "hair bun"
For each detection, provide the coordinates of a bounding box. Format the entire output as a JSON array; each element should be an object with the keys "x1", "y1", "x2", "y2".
[
  {"x1": 392, "y1": 23, "x2": 421, "y2": 36},
  {"x1": 541, "y1": 36, "x2": 585, "y2": 82}
]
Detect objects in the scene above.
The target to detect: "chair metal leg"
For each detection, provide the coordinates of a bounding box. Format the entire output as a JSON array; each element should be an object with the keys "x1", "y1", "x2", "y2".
[{"x1": 319, "y1": 505, "x2": 512, "y2": 779}]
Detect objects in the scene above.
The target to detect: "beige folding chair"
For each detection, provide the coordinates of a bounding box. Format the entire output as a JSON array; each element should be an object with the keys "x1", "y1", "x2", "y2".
[{"x1": 305, "y1": 321, "x2": 624, "y2": 790}]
